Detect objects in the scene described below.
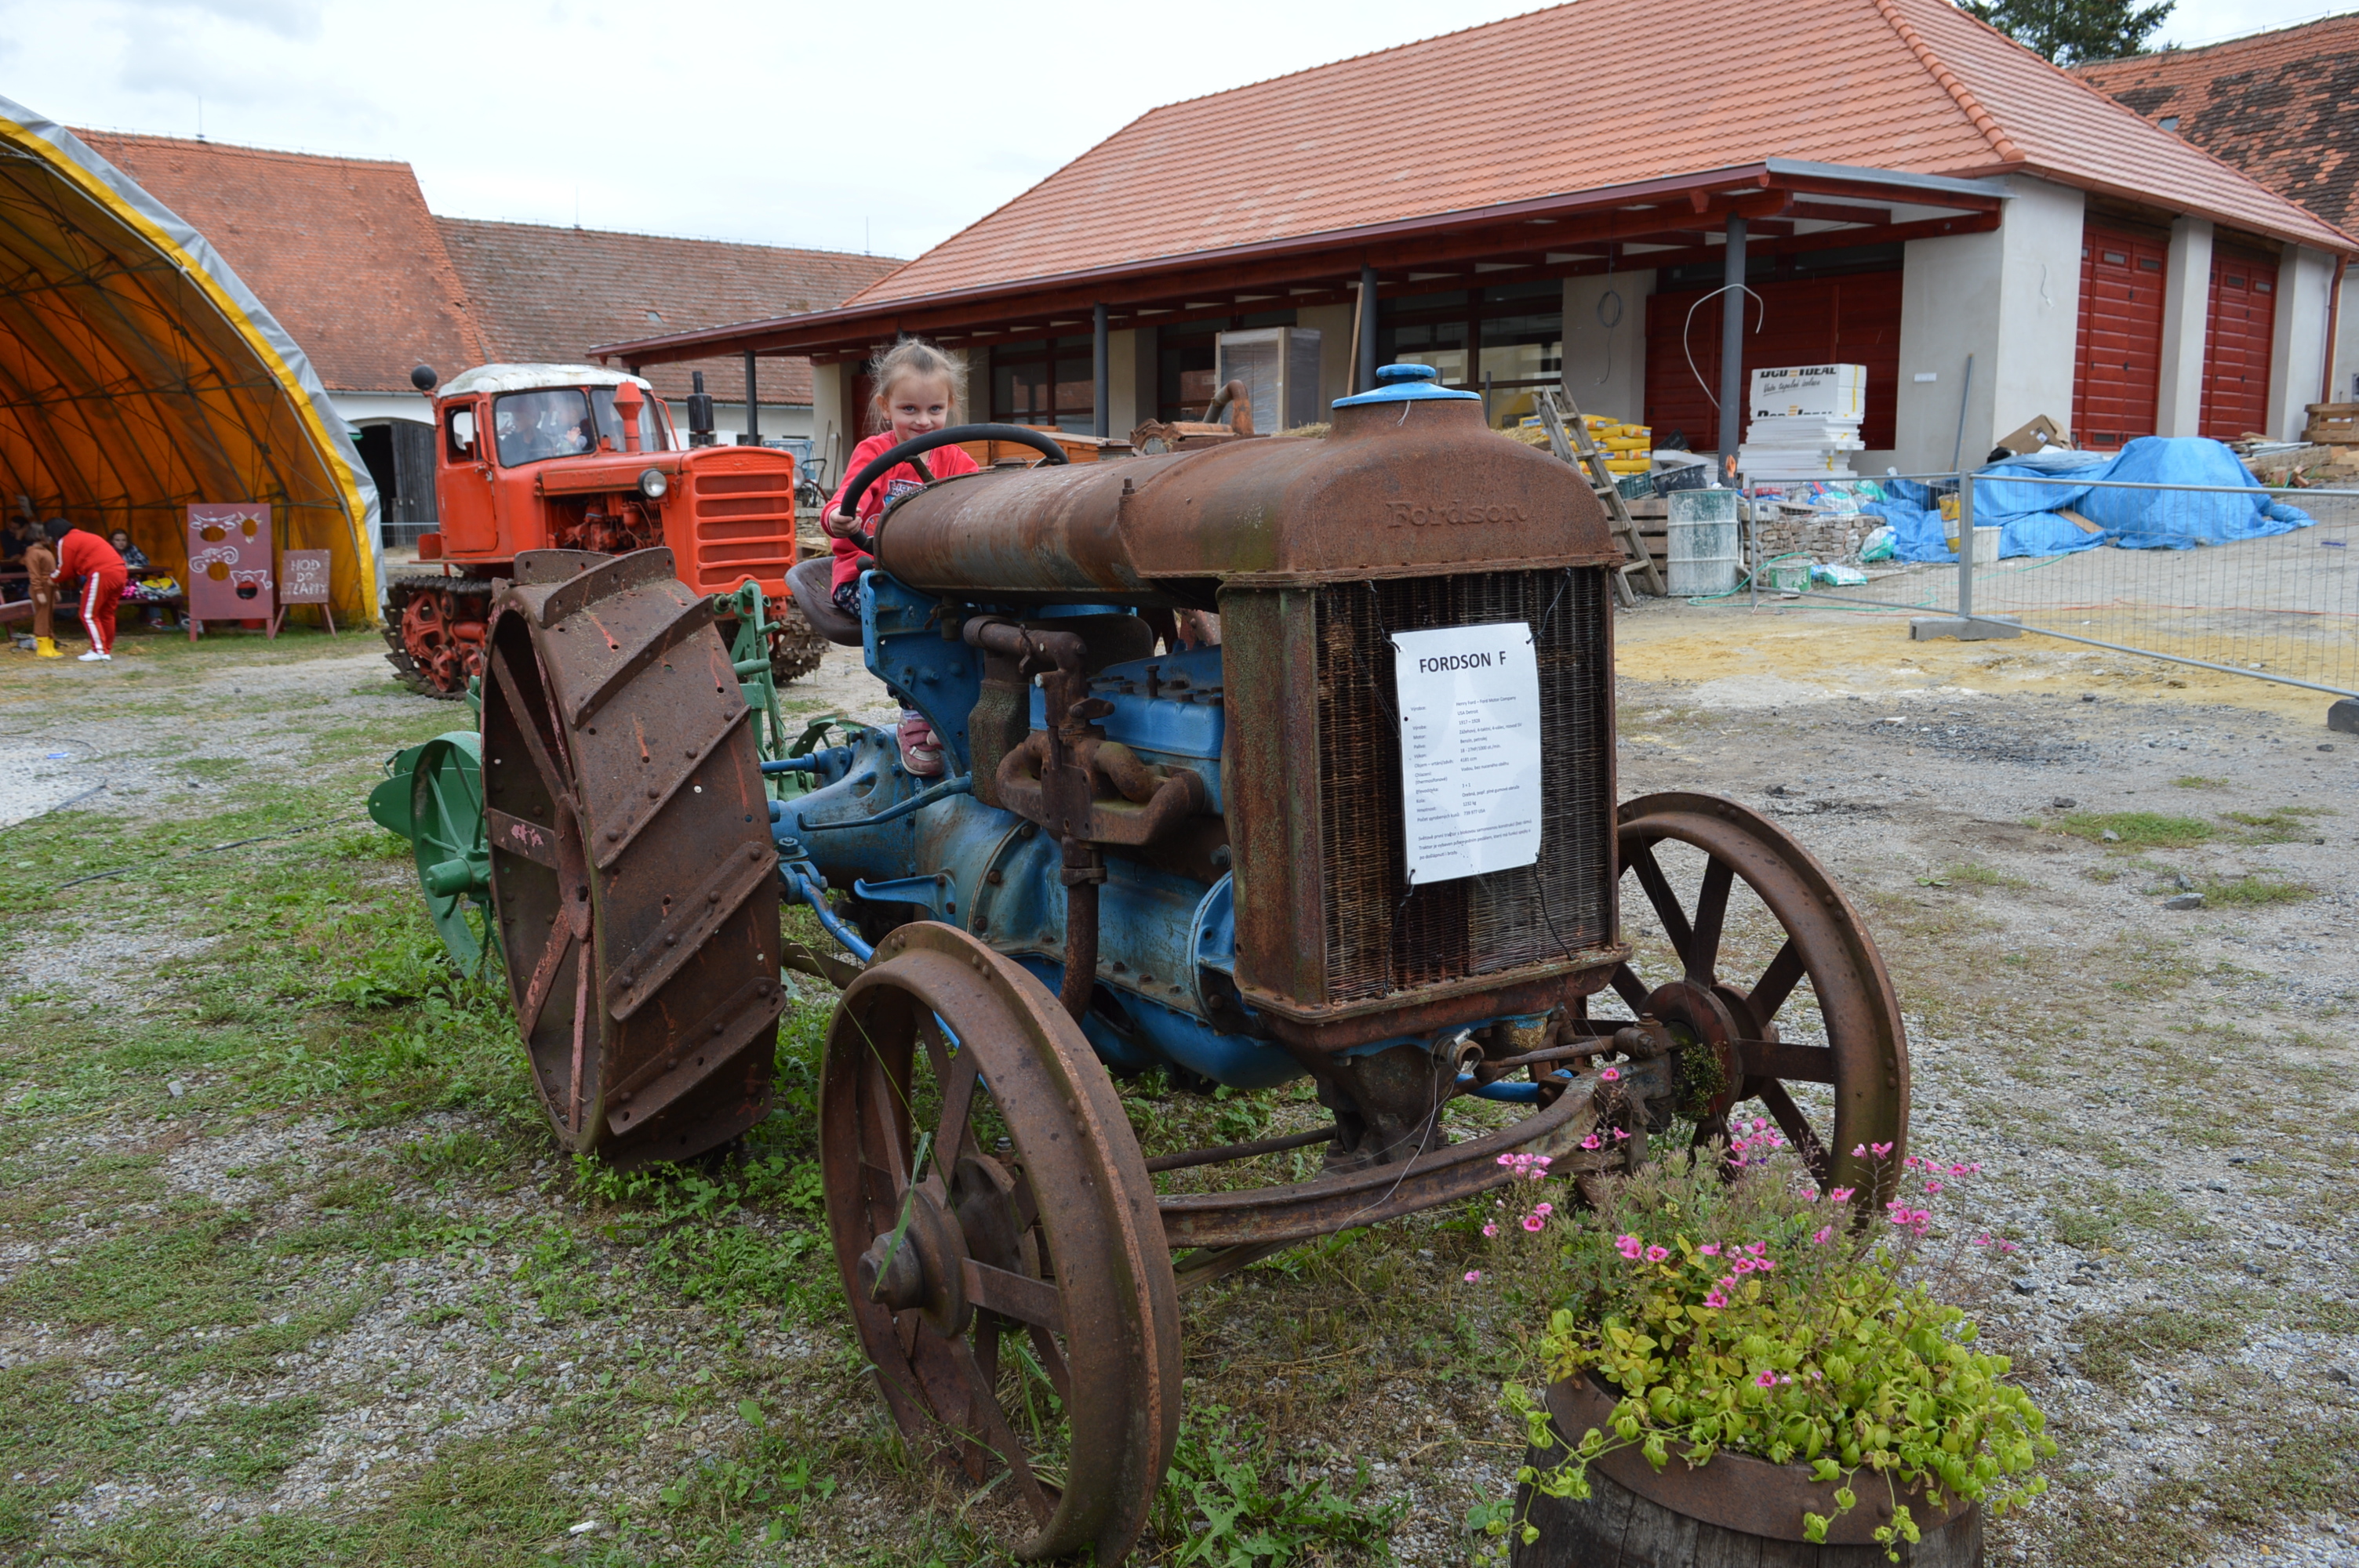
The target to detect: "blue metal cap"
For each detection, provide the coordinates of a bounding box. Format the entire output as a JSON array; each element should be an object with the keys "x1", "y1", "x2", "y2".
[{"x1": 1332, "y1": 361, "x2": 1481, "y2": 408}]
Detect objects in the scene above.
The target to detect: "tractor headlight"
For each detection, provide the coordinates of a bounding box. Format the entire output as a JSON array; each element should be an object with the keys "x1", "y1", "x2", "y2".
[{"x1": 638, "y1": 467, "x2": 669, "y2": 499}]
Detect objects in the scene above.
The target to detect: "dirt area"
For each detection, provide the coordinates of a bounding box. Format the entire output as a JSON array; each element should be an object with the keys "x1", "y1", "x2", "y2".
[{"x1": 1, "y1": 608, "x2": 2354, "y2": 1567}]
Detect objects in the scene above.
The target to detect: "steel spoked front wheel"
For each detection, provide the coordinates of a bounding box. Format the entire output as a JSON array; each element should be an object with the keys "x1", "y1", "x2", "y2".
[
  {"x1": 408, "y1": 732, "x2": 498, "y2": 976},
  {"x1": 1601, "y1": 792, "x2": 1909, "y2": 1204},
  {"x1": 820, "y1": 922, "x2": 1180, "y2": 1564}
]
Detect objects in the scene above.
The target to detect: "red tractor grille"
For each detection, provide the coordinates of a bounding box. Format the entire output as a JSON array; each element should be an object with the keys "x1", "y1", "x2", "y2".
[
  {"x1": 1314, "y1": 568, "x2": 1616, "y2": 1004},
  {"x1": 684, "y1": 466, "x2": 798, "y2": 593}
]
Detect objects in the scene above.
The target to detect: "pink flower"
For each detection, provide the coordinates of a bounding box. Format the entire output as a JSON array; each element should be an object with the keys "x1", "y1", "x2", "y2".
[
  {"x1": 1535, "y1": 1203, "x2": 1554, "y2": 1217},
  {"x1": 1600, "y1": 1066, "x2": 1621, "y2": 1082},
  {"x1": 1852, "y1": 1144, "x2": 1866, "y2": 1157},
  {"x1": 1812, "y1": 1226, "x2": 1834, "y2": 1245},
  {"x1": 1699, "y1": 1243, "x2": 1722, "y2": 1257},
  {"x1": 1925, "y1": 1180, "x2": 1944, "y2": 1194},
  {"x1": 1750, "y1": 1117, "x2": 1769, "y2": 1133},
  {"x1": 1972, "y1": 1233, "x2": 1992, "y2": 1247},
  {"x1": 1616, "y1": 1235, "x2": 1643, "y2": 1259},
  {"x1": 1579, "y1": 1134, "x2": 1601, "y2": 1151},
  {"x1": 1757, "y1": 1258, "x2": 1776, "y2": 1271},
  {"x1": 1644, "y1": 1244, "x2": 1670, "y2": 1263},
  {"x1": 1830, "y1": 1188, "x2": 1856, "y2": 1203},
  {"x1": 1871, "y1": 1142, "x2": 1895, "y2": 1158},
  {"x1": 1754, "y1": 1370, "x2": 1778, "y2": 1388},
  {"x1": 1732, "y1": 1258, "x2": 1757, "y2": 1275},
  {"x1": 1521, "y1": 1214, "x2": 1547, "y2": 1234},
  {"x1": 1703, "y1": 1288, "x2": 1729, "y2": 1308},
  {"x1": 1997, "y1": 1240, "x2": 2020, "y2": 1254},
  {"x1": 1497, "y1": 1154, "x2": 1516, "y2": 1167},
  {"x1": 1612, "y1": 1127, "x2": 1630, "y2": 1141},
  {"x1": 1482, "y1": 1222, "x2": 1499, "y2": 1239},
  {"x1": 1464, "y1": 1270, "x2": 1483, "y2": 1283}
]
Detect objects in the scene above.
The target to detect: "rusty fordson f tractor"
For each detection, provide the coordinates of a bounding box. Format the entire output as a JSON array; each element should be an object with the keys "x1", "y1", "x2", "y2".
[
  {"x1": 382, "y1": 362, "x2": 1910, "y2": 1563},
  {"x1": 382, "y1": 362, "x2": 825, "y2": 699}
]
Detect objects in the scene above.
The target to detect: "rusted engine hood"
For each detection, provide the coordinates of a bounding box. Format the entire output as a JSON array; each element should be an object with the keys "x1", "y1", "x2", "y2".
[{"x1": 872, "y1": 397, "x2": 1616, "y2": 604}]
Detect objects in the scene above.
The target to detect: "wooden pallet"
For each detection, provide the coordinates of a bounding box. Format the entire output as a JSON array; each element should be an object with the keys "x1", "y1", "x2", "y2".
[{"x1": 1532, "y1": 390, "x2": 1666, "y2": 602}]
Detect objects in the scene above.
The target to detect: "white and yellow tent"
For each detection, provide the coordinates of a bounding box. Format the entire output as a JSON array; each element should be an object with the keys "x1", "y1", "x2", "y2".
[{"x1": 0, "y1": 96, "x2": 380, "y2": 623}]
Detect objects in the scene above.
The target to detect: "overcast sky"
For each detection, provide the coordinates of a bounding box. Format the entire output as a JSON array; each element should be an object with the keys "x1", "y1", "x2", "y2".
[{"x1": 3, "y1": 0, "x2": 2346, "y2": 265}]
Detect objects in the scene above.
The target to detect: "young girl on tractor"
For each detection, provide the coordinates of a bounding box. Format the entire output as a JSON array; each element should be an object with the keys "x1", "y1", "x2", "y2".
[{"x1": 823, "y1": 339, "x2": 980, "y2": 778}]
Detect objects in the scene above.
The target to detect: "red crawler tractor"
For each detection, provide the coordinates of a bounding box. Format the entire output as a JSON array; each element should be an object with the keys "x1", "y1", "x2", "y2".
[{"x1": 383, "y1": 363, "x2": 826, "y2": 698}]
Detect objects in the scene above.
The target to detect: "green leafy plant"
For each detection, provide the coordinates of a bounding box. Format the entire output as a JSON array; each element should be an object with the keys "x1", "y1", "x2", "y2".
[
  {"x1": 1474, "y1": 1141, "x2": 2051, "y2": 1561},
  {"x1": 1154, "y1": 1405, "x2": 1404, "y2": 1566}
]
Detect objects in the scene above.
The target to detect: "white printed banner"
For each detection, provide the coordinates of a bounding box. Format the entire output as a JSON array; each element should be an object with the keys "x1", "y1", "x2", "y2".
[{"x1": 1391, "y1": 622, "x2": 1543, "y2": 887}]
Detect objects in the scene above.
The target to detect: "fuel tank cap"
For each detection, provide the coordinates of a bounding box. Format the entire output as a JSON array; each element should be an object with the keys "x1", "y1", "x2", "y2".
[{"x1": 1331, "y1": 361, "x2": 1481, "y2": 408}]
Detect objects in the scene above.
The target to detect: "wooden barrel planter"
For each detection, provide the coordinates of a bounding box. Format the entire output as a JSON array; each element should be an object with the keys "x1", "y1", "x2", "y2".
[{"x1": 1510, "y1": 1376, "x2": 1983, "y2": 1567}]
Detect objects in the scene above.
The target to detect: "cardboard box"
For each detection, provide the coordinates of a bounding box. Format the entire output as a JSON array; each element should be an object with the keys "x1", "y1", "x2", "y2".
[{"x1": 1991, "y1": 414, "x2": 2069, "y2": 458}]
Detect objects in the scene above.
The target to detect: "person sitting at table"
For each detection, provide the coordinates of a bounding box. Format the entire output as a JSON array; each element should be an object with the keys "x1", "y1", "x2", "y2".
[
  {"x1": 0, "y1": 515, "x2": 32, "y2": 602},
  {"x1": 107, "y1": 529, "x2": 151, "y2": 575}
]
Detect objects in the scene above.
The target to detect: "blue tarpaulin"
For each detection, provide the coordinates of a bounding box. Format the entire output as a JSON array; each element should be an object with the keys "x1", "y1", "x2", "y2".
[{"x1": 1863, "y1": 438, "x2": 2314, "y2": 563}]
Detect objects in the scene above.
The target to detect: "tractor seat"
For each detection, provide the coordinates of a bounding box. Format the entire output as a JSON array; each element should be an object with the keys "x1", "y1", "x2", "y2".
[{"x1": 787, "y1": 555, "x2": 863, "y2": 647}]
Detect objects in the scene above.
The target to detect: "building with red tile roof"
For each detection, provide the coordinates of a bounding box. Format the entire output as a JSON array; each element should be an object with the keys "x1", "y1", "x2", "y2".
[
  {"x1": 602, "y1": 0, "x2": 2357, "y2": 470},
  {"x1": 70, "y1": 130, "x2": 900, "y2": 531},
  {"x1": 2075, "y1": 13, "x2": 2359, "y2": 405}
]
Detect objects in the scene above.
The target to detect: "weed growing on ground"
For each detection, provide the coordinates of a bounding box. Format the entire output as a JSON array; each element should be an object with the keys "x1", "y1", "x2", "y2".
[
  {"x1": 2054, "y1": 811, "x2": 2215, "y2": 848},
  {"x1": 2196, "y1": 872, "x2": 2316, "y2": 906},
  {"x1": 1150, "y1": 1404, "x2": 1406, "y2": 1565},
  {"x1": 2169, "y1": 776, "x2": 2225, "y2": 789},
  {"x1": 2071, "y1": 1305, "x2": 2239, "y2": 1395}
]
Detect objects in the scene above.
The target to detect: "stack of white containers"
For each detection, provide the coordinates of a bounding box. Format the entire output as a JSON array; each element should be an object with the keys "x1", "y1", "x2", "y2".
[{"x1": 1738, "y1": 365, "x2": 1866, "y2": 478}]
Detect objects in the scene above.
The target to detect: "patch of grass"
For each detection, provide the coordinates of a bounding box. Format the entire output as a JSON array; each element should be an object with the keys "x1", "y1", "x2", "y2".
[
  {"x1": 1926, "y1": 861, "x2": 2027, "y2": 892},
  {"x1": 2055, "y1": 811, "x2": 2216, "y2": 848},
  {"x1": 2169, "y1": 775, "x2": 2225, "y2": 789},
  {"x1": 2073, "y1": 1305, "x2": 2239, "y2": 1393},
  {"x1": 2221, "y1": 806, "x2": 2333, "y2": 843},
  {"x1": 1150, "y1": 1404, "x2": 1407, "y2": 1564},
  {"x1": 2197, "y1": 872, "x2": 2316, "y2": 906},
  {"x1": 190, "y1": 1395, "x2": 327, "y2": 1486}
]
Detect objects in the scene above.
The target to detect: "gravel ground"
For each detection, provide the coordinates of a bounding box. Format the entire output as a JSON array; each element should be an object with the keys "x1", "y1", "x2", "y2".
[{"x1": 2, "y1": 610, "x2": 2354, "y2": 1566}]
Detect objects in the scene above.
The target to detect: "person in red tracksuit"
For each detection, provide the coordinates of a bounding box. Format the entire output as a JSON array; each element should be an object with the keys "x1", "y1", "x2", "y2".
[
  {"x1": 45, "y1": 520, "x2": 126, "y2": 662},
  {"x1": 823, "y1": 339, "x2": 980, "y2": 779}
]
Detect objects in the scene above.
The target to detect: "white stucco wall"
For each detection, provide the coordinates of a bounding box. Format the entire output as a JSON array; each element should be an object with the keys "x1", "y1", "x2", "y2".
[
  {"x1": 1891, "y1": 177, "x2": 2085, "y2": 472},
  {"x1": 2268, "y1": 245, "x2": 2338, "y2": 440},
  {"x1": 331, "y1": 390, "x2": 433, "y2": 426},
  {"x1": 1293, "y1": 303, "x2": 1357, "y2": 412},
  {"x1": 809, "y1": 360, "x2": 849, "y2": 492},
  {"x1": 1561, "y1": 270, "x2": 1654, "y2": 426},
  {"x1": 2155, "y1": 217, "x2": 2213, "y2": 438},
  {"x1": 1106, "y1": 328, "x2": 1141, "y2": 436},
  {"x1": 674, "y1": 402, "x2": 812, "y2": 445},
  {"x1": 2335, "y1": 270, "x2": 2359, "y2": 408}
]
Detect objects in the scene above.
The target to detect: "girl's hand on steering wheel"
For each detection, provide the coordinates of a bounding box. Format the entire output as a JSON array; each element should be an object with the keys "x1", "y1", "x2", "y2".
[{"x1": 822, "y1": 509, "x2": 860, "y2": 541}]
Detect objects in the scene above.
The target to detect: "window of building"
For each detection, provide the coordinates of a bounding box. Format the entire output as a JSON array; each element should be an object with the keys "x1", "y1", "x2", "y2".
[
  {"x1": 1155, "y1": 310, "x2": 1299, "y2": 423},
  {"x1": 1376, "y1": 283, "x2": 1561, "y2": 426},
  {"x1": 989, "y1": 335, "x2": 1098, "y2": 433}
]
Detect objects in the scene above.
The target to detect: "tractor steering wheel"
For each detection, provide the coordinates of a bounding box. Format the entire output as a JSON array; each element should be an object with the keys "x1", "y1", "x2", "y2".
[{"x1": 837, "y1": 423, "x2": 1069, "y2": 550}]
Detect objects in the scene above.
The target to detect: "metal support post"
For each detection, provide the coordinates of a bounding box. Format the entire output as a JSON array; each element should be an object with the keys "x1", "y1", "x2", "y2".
[
  {"x1": 1092, "y1": 303, "x2": 1110, "y2": 439},
  {"x1": 1910, "y1": 470, "x2": 2019, "y2": 641},
  {"x1": 743, "y1": 351, "x2": 760, "y2": 448},
  {"x1": 1957, "y1": 470, "x2": 1974, "y2": 622},
  {"x1": 1717, "y1": 214, "x2": 1747, "y2": 477},
  {"x1": 1358, "y1": 263, "x2": 1379, "y2": 394}
]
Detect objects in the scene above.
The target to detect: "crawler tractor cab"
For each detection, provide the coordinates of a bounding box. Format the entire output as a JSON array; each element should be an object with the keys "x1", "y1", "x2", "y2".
[{"x1": 383, "y1": 363, "x2": 826, "y2": 698}]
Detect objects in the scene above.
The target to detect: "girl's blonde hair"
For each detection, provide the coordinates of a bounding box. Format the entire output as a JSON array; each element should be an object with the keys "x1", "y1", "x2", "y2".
[{"x1": 866, "y1": 338, "x2": 965, "y2": 434}]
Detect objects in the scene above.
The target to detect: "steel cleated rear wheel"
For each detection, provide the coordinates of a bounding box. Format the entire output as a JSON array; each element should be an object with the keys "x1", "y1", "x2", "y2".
[
  {"x1": 480, "y1": 547, "x2": 786, "y2": 1168},
  {"x1": 1598, "y1": 792, "x2": 1909, "y2": 1207},
  {"x1": 820, "y1": 922, "x2": 1181, "y2": 1564}
]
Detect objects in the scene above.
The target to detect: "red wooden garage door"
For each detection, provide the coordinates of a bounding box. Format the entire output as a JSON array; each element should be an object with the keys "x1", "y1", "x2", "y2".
[
  {"x1": 2199, "y1": 245, "x2": 2277, "y2": 441},
  {"x1": 2072, "y1": 223, "x2": 2168, "y2": 449},
  {"x1": 1645, "y1": 270, "x2": 1902, "y2": 452}
]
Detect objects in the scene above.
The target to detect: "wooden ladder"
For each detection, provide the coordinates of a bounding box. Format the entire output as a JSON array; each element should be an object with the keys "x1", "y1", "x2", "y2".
[{"x1": 1533, "y1": 389, "x2": 1666, "y2": 604}]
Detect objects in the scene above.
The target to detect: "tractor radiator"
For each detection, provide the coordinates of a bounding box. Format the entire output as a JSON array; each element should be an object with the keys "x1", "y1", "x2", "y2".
[{"x1": 1311, "y1": 568, "x2": 1616, "y2": 1004}]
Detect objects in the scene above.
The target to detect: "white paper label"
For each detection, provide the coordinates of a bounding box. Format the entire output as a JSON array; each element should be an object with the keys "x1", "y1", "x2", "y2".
[{"x1": 1391, "y1": 622, "x2": 1544, "y2": 887}]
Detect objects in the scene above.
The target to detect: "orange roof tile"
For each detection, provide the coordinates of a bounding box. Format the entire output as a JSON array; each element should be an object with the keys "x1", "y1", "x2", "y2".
[
  {"x1": 2074, "y1": 14, "x2": 2359, "y2": 238},
  {"x1": 849, "y1": 0, "x2": 2351, "y2": 309},
  {"x1": 437, "y1": 219, "x2": 899, "y2": 407},
  {"x1": 76, "y1": 130, "x2": 485, "y2": 393}
]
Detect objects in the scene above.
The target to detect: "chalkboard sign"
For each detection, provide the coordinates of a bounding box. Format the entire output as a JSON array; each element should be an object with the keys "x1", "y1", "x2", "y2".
[
  {"x1": 187, "y1": 503, "x2": 274, "y2": 640},
  {"x1": 281, "y1": 549, "x2": 332, "y2": 604}
]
